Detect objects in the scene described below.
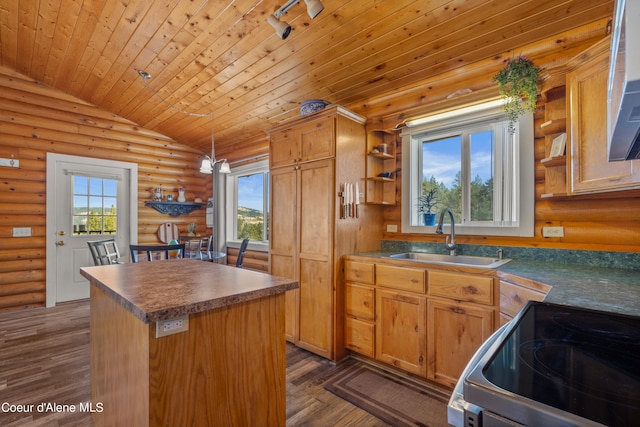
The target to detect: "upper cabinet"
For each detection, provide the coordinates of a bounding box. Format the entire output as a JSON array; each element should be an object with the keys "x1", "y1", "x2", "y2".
[
  {"x1": 269, "y1": 115, "x2": 335, "y2": 169},
  {"x1": 566, "y1": 37, "x2": 640, "y2": 194}
]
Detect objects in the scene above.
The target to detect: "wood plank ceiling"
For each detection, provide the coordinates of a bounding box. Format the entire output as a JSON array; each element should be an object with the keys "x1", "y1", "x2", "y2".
[{"x1": 0, "y1": 0, "x2": 613, "y2": 160}]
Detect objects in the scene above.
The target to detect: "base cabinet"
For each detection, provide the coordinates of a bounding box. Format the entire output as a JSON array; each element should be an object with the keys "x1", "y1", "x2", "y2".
[
  {"x1": 376, "y1": 289, "x2": 427, "y2": 376},
  {"x1": 426, "y1": 298, "x2": 494, "y2": 388},
  {"x1": 344, "y1": 257, "x2": 498, "y2": 388}
]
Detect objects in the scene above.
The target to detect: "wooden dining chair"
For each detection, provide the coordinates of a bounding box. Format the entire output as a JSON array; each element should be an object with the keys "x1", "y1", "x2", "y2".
[
  {"x1": 129, "y1": 243, "x2": 185, "y2": 262},
  {"x1": 87, "y1": 239, "x2": 123, "y2": 265}
]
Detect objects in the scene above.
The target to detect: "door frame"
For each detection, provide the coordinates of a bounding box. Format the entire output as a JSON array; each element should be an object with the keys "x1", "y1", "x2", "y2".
[{"x1": 45, "y1": 153, "x2": 139, "y2": 307}]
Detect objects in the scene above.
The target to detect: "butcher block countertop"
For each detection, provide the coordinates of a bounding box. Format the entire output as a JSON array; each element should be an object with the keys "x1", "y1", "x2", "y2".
[{"x1": 80, "y1": 259, "x2": 299, "y2": 323}]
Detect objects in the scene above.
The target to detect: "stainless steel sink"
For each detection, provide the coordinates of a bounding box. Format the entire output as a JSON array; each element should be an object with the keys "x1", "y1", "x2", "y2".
[{"x1": 387, "y1": 252, "x2": 511, "y2": 269}]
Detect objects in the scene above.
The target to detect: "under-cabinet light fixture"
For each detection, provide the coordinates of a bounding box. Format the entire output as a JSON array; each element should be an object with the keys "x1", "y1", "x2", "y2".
[{"x1": 268, "y1": 0, "x2": 324, "y2": 40}]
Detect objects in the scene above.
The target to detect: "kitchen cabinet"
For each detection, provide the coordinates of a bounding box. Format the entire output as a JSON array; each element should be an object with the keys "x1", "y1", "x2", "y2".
[
  {"x1": 343, "y1": 257, "x2": 499, "y2": 388},
  {"x1": 269, "y1": 106, "x2": 381, "y2": 361},
  {"x1": 426, "y1": 270, "x2": 495, "y2": 388},
  {"x1": 374, "y1": 263, "x2": 427, "y2": 376},
  {"x1": 426, "y1": 298, "x2": 493, "y2": 388},
  {"x1": 567, "y1": 37, "x2": 640, "y2": 194},
  {"x1": 376, "y1": 288, "x2": 427, "y2": 376},
  {"x1": 499, "y1": 275, "x2": 550, "y2": 325},
  {"x1": 344, "y1": 261, "x2": 375, "y2": 357},
  {"x1": 269, "y1": 115, "x2": 335, "y2": 169}
]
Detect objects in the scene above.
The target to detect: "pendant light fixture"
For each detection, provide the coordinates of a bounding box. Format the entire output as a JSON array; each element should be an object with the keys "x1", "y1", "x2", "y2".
[{"x1": 137, "y1": 70, "x2": 230, "y2": 174}]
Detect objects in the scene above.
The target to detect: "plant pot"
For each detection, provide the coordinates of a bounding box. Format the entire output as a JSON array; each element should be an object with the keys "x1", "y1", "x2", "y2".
[{"x1": 423, "y1": 213, "x2": 437, "y2": 226}]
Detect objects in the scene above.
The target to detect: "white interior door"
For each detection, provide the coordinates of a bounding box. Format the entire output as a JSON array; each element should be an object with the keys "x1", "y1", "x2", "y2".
[{"x1": 46, "y1": 154, "x2": 138, "y2": 305}]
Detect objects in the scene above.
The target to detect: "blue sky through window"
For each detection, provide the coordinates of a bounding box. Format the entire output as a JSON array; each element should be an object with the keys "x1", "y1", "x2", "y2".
[
  {"x1": 237, "y1": 173, "x2": 264, "y2": 211},
  {"x1": 422, "y1": 131, "x2": 493, "y2": 188}
]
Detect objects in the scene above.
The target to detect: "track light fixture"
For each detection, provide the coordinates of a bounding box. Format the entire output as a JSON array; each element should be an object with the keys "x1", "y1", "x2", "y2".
[
  {"x1": 268, "y1": 0, "x2": 324, "y2": 40},
  {"x1": 267, "y1": 15, "x2": 292, "y2": 40},
  {"x1": 304, "y1": 0, "x2": 324, "y2": 18}
]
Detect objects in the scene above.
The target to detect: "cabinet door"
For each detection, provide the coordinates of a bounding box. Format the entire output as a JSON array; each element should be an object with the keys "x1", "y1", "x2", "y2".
[
  {"x1": 569, "y1": 46, "x2": 640, "y2": 193},
  {"x1": 376, "y1": 289, "x2": 426, "y2": 376},
  {"x1": 269, "y1": 128, "x2": 300, "y2": 169},
  {"x1": 298, "y1": 116, "x2": 335, "y2": 163},
  {"x1": 269, "y1": 166, "x2": 299, "y2": 342},
  {"x1": 297, "y1": 159, "x2": 334, "y2": 358},
  {"x1": 345, "y1": 282, "x2": 375, "y2": 320},
  {"x1": 427, "y1": 298, "x2": 494, "y2": 388}
]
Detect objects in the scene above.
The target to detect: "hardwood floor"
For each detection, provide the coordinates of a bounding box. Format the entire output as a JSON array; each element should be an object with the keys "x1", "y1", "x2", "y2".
[{"x1": 0, "y1": 300, "x2": 388, "y2": 426}]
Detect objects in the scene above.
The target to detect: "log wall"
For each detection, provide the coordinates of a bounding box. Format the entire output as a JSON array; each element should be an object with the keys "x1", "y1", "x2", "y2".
[
  {"x1": 0, "y1": 66, "x2": 212, "y2": 313},
  {"x1": 366, "y1": 25, "x2": 640, "y2": 254},
  {"x1": 1, "y1": 20, "x2": 639, "y2": 314}
]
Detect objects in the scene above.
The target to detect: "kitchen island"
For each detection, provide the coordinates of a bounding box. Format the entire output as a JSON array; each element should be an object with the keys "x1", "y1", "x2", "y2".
[{"x1": 80, "y1": 259, "x2": 298, "y2": 427}]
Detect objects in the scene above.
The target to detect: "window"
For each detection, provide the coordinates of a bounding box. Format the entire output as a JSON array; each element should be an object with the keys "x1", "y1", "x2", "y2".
[
  {"x1": 225, "y1": 160, "x2": 270, "y2": 245},
  {"x1": 401, "y1": 101, "x2": 534, "y2": 236},
  {"x1": 72, "y1": 175, "x2": 118, "y2": 235}
]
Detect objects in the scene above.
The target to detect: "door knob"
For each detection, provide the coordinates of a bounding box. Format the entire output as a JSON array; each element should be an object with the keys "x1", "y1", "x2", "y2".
[
  {"x1": 57, "y1": 240, "x2": 65, "y2": 246},
  {"x1": 58, "y1": 231, "x2": 65, "y2": 236}
]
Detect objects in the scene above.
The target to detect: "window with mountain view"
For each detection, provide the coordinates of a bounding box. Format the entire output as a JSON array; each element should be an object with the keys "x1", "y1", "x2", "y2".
[{"x1": 227, "y1": 161, "x2": 269, "y2": 244}]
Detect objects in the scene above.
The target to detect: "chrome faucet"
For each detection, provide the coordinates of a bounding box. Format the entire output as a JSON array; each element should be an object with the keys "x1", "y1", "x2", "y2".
[{"x1": 435, "y1": 208, "x2": 457, "y2": 256}]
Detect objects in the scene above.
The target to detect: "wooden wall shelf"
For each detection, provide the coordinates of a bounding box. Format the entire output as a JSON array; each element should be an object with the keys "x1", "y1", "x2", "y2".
[
  {"x1": 540, "y1": 119, "x2": 566, "y2": 135},
  {"x1": 540, "y1": 156, "x2": 566, "y2": 167},
  {"x1": 145, "y1": 201, "x2": 203, "y2": 216}
]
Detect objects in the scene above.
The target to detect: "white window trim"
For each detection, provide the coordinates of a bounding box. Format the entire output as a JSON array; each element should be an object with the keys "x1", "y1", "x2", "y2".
[
  {"x1": 401, "y1": 103, "x2": 534, "y2": 237},
  {"x1": 225, "y1": 159, "x2": 269, "y2": 251}
]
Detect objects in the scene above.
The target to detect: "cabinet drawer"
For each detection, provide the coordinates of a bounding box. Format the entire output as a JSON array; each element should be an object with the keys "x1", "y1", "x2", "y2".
[
  {"x1": 429, "y1": 271, "x2": 494, "y2": 305},
  {"x1": 500, "y1": 280, "x2": 546, "y2": 318},
  {"x1": 344, "y1": 260, "x2": 374, "y2": 284},
  {"x1": 376, "y1": 264, "x2": 425, "y2": 293},
  {"x1": 345, "y1": 283, "x2": 375, "y2": 320},
  {"x1": 345, "y1": 317, "x2": 375, "y2": 357}
]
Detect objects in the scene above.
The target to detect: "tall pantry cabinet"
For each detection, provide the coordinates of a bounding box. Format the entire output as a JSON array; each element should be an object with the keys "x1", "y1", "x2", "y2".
[{"x1": 268, "y1": 105, "x2": 382, "y2": 361}]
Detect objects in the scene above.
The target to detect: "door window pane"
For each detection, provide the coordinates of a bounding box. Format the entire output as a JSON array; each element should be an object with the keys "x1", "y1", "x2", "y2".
[{"x1": 73, "y1": 175, "x2": 118, "y2": 235}]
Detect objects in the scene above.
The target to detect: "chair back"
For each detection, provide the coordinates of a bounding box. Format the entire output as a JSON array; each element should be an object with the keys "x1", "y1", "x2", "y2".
[
  {"x1": 236, "y1": 238, "x2": 250, "y2": 268},
  {"x1": 87, "y1": 239, "x2": 122, "y2": 265},
  {"x1": 157, "y1": 223, "x2": 180, "y2": 243},
  {"x1": 184, "y1": 236, "x2": 212, "y2": 260},
  {"x1": 130, "y1": 243, "x2": 186, "y2": 262}
]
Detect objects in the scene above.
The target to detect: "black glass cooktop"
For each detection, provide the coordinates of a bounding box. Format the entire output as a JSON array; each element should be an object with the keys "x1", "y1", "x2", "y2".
[{"x1": 470, "y1": 302, "x2": 640, "y2": 426}]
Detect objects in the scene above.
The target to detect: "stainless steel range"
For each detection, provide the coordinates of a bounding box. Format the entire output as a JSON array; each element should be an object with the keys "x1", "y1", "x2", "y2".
[{"x1": 448, "y1": 301, "x2": 640, "y2": 427}]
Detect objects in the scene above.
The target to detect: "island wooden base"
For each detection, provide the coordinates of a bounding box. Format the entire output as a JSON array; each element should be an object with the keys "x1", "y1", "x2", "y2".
[{"x1": 90, "y1": 285, "x2": 286, "y2": 426}]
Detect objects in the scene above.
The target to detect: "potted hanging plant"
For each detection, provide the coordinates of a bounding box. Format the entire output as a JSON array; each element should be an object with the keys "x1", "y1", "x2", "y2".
[
  {"x1": 493, "y1": 55, "x2": 541, "y2": 133},
  {"x1": 416, "y1": 188, "x2": 440, "y2": 226}
]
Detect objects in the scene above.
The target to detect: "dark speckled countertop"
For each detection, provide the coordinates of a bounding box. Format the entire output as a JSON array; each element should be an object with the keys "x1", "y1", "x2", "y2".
[
  {"x1": 349, "y1": 251, "x2": 640, "y2": 317},
  {"x1": 80, "y1": 259, "x2": 299, "y2": 323},
  {"x1": 498, "y1": 260, "x2": 640, "y2": 317}
]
